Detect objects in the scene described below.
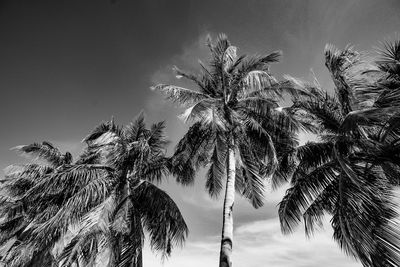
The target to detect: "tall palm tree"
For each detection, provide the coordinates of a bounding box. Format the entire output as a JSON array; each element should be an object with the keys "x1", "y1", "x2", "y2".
[
  {"x1": 153, "y1": 33, "x2": 305, "y2": 267},
  {"x1": 58, "y1": 115, "x2": 188, "y2": 267},
  {"x1": 0, "y1": 115, "x2": 188, "y2": 267},
  {"x1": 0, "y1": 141, "x2": 73, "y2": 266},
  {"x1": 278, "y1": 44, "x2": 400, "y2": 267}
]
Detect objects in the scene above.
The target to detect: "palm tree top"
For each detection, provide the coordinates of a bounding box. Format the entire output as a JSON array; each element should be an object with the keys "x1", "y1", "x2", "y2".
[{"x1": 153, "y1": 33, "x2": 305, "y2": 207}]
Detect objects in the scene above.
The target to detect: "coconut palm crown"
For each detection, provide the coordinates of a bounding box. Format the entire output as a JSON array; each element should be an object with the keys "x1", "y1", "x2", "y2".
[
  {"x1": 58, "y1": 115, "x2": 188, "y2": 267},
  {"x1": 0, "y1": 115, "x2": 188, "y2": 267},
  {"x1": 153, "y1": 33, "x2": 308, "y2": 267},
  {"x1": 278, "y1": 43, "x2": 400, "y2": 267},
  {"x1": 0, "y1": 142, "x2": 74, "y2": 266}
]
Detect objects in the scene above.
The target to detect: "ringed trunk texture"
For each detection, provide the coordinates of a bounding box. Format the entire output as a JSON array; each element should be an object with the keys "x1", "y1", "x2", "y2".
[{"x1": 219, "y1": 147, "x2": 236, "y2": 267}]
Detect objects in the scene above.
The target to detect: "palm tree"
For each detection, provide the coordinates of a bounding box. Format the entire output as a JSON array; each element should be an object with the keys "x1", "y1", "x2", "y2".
[
  {"x1": 356, "y1": 38, "x2": 400, "y2": 109},
  {"x1": 0, "y1": 115, "x2": 188, "y2": 267},
  {"x1": 354, "y1": 37, "x2": 400, "y2": 185},
  {"x1": 0, "y1": 141, "x2": 73, "y2": 266},
  {"x1": 278, "y1": 44, "x2": 400, "y2": 267},
  {"x1": 59, "y1": 115, "x2": 188, "y2": 267},
  {"x1": 153, "y1": 33, "x2": 305, "y2": 267}
]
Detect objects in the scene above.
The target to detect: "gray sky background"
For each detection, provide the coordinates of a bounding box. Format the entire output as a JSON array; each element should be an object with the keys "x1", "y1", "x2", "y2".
[{"x1": 1, "y1": 0, "x2": 400, "y2": 266}]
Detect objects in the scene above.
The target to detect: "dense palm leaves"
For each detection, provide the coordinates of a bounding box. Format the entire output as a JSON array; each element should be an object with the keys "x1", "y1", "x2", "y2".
[
  {"x1": 0, "y1": 142, "x2": 75, "y2": 266},
  {"x1": 69, "y1": 115, "x2": 187, "y2": 267},
  {"x1": 154, "y1": 33, "x2": 302, "y2": 267},
  {"x1": 279, "y1": 43, "x2": 400, "y2": 266},
  {"x1": 0, "y1": 116, "x2": 188, "y2": 267}
]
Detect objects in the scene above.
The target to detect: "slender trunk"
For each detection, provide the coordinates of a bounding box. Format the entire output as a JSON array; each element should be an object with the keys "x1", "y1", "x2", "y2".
[
  {"x1": 219, "y1": 147, "x2": 235, "y2": 267},
  {"x1": 133, "y1": 208, "x2": 143, "y2": 267},
  {"x1": 109, "y1": 171, "x2": 129, "y2": 267},
  {"x1": 135, "y1": 248, "x2": 143, "y2": 267}
]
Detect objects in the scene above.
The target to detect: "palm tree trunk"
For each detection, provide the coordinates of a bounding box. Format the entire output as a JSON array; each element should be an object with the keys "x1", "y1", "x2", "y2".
[
  {"x1": 219, "y1": 147, "x2": 235, "y2": 267},
  {"x1": 136, "y1": 248, "x2": 143, "y2": 267},
  {"x1": 133, "y1": 209, "x2": 143, "y2": 267},
  {"x1": 109, "y1": 172, "x2": 129, "y2": 267}
]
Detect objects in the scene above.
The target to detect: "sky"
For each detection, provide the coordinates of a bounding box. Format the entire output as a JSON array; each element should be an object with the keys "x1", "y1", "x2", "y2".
[{"x1": 1, "y1": 0, "x2": 400, "y2": 266}]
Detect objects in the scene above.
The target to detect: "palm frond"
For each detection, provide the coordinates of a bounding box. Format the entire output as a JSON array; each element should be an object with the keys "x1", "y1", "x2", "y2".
[
  {"x1": 376, "y1": 38, "x2": 400, "y2": 80},
  {"x1": 331, "y1": 169, "x2": 399, "y2": 266},
  {"x1": 139, "y1": 156, "x2": 170, "y2": 183},
  {"x1": 295, "y1": 93, "x2": 343, "y2": 133},
  {"x1": 24, "y1": 165, "x2": 115, "y2": 243},
  {"x1": 123, "y1": 111, "x2": 147, "y2": 143},
  {"x1": 205, "y1": 135, "x2": 227, "y2": 198},
  {"x1": 223, "y1": 45, "x2": 237, "y2": 72},
  {"x1": 341, "y1": 107, "x2": 397, "y2": 133},
  {"x1": 170, "y1": 122, "x2": 214, "y2": 185},
  {"x1": 303, "y1": 179, "x2": 338, "y2": 237},
  {"x1": 279, "y1": 161, "x2": 338, "y2": 234},
  {"x1": 236, "y1": 142, "x2": 266, "y2": 209},
  {"x1": 151, "y1": 84, "x2": 209, "y2": 107},
  {"x1": 58, "y1": 228, "x2": 104, "y2": 267},
  {"x1": 12, "y1": 142, "x2": 65, "y2": 167},
  {"x1": 83, "y1": 120, "x2": 124, "y2": 144},
  {"x1": 131, "y1": 181, "x2": 188, "y2": 258},
  {"x1": 296, "y1": 142, "x2": 334, "y2": 170}
]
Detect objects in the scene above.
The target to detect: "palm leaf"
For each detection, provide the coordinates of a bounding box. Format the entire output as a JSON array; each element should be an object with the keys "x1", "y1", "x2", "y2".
[
  {"x1": 12, "y1": 142, "x2": 64, "y2": 167},
  {"x1": 130, "y1": 181, "x2": 188, "y2": 258},
  {"x1": 151, "y1": 84, "x2": 209, "y2": 107}
]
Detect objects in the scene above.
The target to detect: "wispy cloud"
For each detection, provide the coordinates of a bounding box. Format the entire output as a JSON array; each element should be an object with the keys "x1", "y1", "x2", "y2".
[{"x1": 143, "y1": 217, "x2": 359, "y2": 267}]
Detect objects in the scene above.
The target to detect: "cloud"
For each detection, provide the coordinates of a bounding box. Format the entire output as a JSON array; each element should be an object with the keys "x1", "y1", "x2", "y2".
[
  {"x1": 143, "y1": 217, "x2": 359, "y2": 267},
  {"x1": 233, "y1": 218, "x2": 359, "y2": 267}
]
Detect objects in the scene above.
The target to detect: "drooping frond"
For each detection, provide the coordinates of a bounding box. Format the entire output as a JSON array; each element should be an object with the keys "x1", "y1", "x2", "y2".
[
  {"x1": 205, "y1": 135, "x2": 227, "y2": 198},
  {"x1": 279, "y1": 161, "x2": 338, "y2": 234},
  {"x1": 24, "y1": 164, "x2": 113, "y2": 202},
  {"x1": 139, "y1": 155, "x2": 170, "y2": 183},
  {"x1": 130, "y1": 181, "x2": 188, "y2": 258},
  {"x1": 171, "y1": 122, "x2": 215, "y2": 185},
  {"x1": 302, "y1": 179, "x2": 338, "y2": 237},
  {"x1": 148, "y1": 121, "x2": 168, "y2": 151},
  {"x1": 235, "y1": 138, "x2": 268, "y2": 209},
  {"x1": 271, "y1": 150, "x2": 297, "y2": 190},
  {"x1": 296, "y1": 142, "x2": 334, "y2": 170},
  {"x1": 331, "y1": 167, "x2": 400, "y2": 267},
  {"x1": 58, "y1": 228, "x2": 105, "y2": 267},
  {"x1": 58, "y1": 194, "x2": 116, "y2": 267},
  {"x1": 294, "y1": 92, "x2": 343, "y2": 133},
  {"x1": 3, "y1": 164, "x2": 54, "y2": 197},
  {"x1": 22, "y1": 165, "x2": 115, "y2": 243},
  {"x1": 12, "y1": 142, "x2": 66, "y2": 167}
]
